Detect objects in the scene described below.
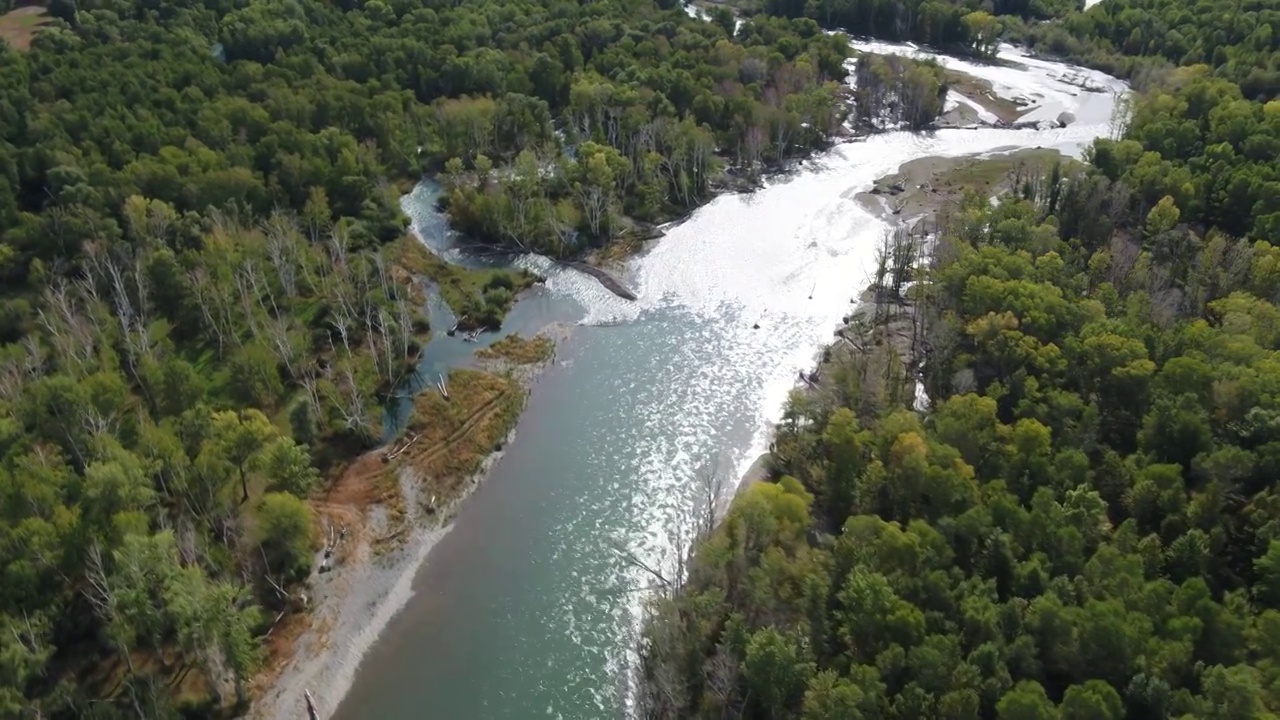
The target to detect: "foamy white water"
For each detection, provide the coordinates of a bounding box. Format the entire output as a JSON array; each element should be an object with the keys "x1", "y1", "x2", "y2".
[
  {"x1": 850, "y1": 39, "x2": 1123, "y2": 126},
  {"x1": 336, "y1": 39, "x2": 1127, "y2": 720}
]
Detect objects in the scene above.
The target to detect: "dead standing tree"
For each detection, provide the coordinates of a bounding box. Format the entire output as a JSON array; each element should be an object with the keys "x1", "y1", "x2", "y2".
[
  {"x1": 37, "y1": 279, "x2": 98, "y2": 376},
  {"x1": 632, "y1": 458, "x2": 734, "y2": 720},
  {"x1": 611, "y1": 457, "x2": 733, "y2": 601}
]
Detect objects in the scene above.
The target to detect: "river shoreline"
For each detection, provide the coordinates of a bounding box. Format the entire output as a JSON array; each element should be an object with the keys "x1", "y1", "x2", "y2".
[
  {"x1": 253, "y1": 29, "x2": 1126, "y2": 716},
  {"x1": 733, "y1": 146, "x2": 1069, "y2": 495},
  {"x1": 249, "y1": 326, "x2": 566, "y2": 720},
  {"x1": 856, "y1": 147, "x2": 1069, "y2": 222},
  {"x1": 250, "y1": 116, "x2": 851, "y2": 720}
]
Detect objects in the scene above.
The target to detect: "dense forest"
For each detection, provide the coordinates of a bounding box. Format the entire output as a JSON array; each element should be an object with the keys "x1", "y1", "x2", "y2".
[
  {"x1": 436, "y1": 18, "x2": 848, "y2": 251},
  {"x1": 1022, "y1": 0, "x2": 1280, "y2": 245},
  {"x1": 852, "y1": 53, "x2": 949, "y2": 129},
  {"x1": 735, "y1": 0, "x2": 1072, "y2": 56},
  {"x1": 1019, "y1": 0, "x2": 1279, "y2": 99},
  {"x1": 0, "y1": 0, "x2": 856, "y2": 715},
  {"x1": 640, "y1": 1, "x2": 1280, "y2": 719}
]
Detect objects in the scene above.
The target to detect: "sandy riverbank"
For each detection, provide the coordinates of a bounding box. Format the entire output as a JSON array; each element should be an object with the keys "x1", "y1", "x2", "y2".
[
  {"x1": 940, "y1": 68, "x2": 1030, "y2": 124},
  {"x1": 249, "y1": 476, "x2": 460, "y2": 720},
  {"x1": 248, "y1": 327, "x2": 567, "y2": 720}
]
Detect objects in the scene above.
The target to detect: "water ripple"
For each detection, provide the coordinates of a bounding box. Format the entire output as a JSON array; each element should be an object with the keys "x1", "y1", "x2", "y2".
[{"x1": 359, "y1": 39, "x2": 1128, "y2": 720}]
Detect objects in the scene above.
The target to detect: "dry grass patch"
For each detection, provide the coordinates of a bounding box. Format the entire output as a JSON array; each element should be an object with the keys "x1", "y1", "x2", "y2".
[
  {"x1": 937, "y1": 148, "x2": 1069, "y2": 194},
  {"x1": 0, "y1": 5, "x2": 50, "y2": 51},
  {"x1": 82, "y1": 649, "x2": 220, "y2": 715},
  {"x1": 589, "y1": 234, "x2": 648, "y2": 264},
  {"x1": 476, "y1": 333, "x2": 555, "y2": 366},
  {"x1": 393, "y1": 369, "x2": 524, "y2": 506}
]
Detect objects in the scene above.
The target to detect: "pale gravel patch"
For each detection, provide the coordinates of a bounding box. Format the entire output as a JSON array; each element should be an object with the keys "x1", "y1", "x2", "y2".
[{"x1": 248, "y1": 471, "x2": 448, "y2": 720}]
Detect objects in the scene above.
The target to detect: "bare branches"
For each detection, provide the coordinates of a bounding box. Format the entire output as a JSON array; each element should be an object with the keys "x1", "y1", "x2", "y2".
[
  {"x1": 259, "y1": 545, "x2": 290, "y2": 604},
  {"x1": 770, "y1": 111, "x2": 793, "y2": 163},
  {"x1": 37, "y1": 279, "x2": 97, "y2": 375},
  {"x1": 395, "y1": 294, "x2": 416, "y2": 361},
  {"x1": 608, "y1": 540, "x2": 673, "y2": 590},
  {"x1": 741, "y1": 125, "x2": 765, "y2": 177},
  {"x1": 695, "y1": 460, "x2": 729, "y2": 542},
  {"x1": 83, "y1": 544, "x2": 114, "y2": 620},
  {"x1": 261, "y1": 211, "x2": 299, "y2": 304},
  {"x1": 83, "y1": 241, "x2": 140, "y2": 344},
  {"x1": 84, "y1": 543, "x2": 138, "y2": 675},
  {"x1": 575, "y1": 182, "x2": 610, "y2": 239},
  {"x1": 326, "y1": 365, "x2": 374, "y2": 438},
  {"x1": 189, "y1": 267, "x2": 235, "y2": 354},
  {"x1": 704, "y1": 643, "x2": 741, "y2": 715},
  {"x1": 327, "y1": 225, "x2": 350, "y2": 271},
  {"x1": 232, "y1": 259, "x2": 265, "y2": 340},
  {"x1": 299, "y1": 365, "x2": 323, "y2": 419},
  {"x1": 264, "y1": 315, "x2": 299, "y2": 380}
]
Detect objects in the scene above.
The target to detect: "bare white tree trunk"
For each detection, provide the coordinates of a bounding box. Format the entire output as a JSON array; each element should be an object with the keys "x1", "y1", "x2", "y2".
[
  {"x1": 264, "y1": 211, "x2": 301, "y2": 297},
  {"x1": 576, "y1": 184, "x2": 609, "y2": 238}
]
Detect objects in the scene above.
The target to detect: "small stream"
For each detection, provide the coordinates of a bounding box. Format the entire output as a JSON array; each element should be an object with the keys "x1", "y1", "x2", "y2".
[{"x1": 381, "y1": 182, "x2": 586, "y2": 440}]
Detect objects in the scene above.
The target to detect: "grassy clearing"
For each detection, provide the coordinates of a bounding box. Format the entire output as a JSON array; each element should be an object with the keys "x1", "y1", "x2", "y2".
[
  {"x1": 0, "y1": 6, "x2": 50, "y2": 51},
  {"x1": 388, "y1": 235, "x2": 539, "y2": 330},
  {"x1": 476, "y1": 333, "x2": 555, "y2": 366}
]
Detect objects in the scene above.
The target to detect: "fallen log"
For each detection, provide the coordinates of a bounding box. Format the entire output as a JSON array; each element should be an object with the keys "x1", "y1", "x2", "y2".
[
  {"x1": 563, "y1": 261, "x2": 638, "y2": 301},
  {"x1": 385, "y1": 433, "x2": 422, "y2": 462}
]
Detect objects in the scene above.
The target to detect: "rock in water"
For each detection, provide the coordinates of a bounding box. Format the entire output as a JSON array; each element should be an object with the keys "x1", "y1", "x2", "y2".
[{"x1": 1057, "y1": 111, "x2": 1076, "y2": 127}]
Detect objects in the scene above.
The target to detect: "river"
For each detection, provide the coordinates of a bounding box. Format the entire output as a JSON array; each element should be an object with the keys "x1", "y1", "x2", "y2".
[{"x1": 332, "y1": 39, "x2": 1126, "y2": 720}]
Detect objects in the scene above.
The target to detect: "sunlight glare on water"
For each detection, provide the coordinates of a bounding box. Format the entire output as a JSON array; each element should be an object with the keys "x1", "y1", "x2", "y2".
[{"x1": 334, "y1": 39, "x2": 1127, "y2": 720}]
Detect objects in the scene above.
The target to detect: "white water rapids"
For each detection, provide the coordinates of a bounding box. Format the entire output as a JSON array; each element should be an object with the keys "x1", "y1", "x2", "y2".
[{"x1": 336, "y1": 37, "x2": 1127, "y2": 720}]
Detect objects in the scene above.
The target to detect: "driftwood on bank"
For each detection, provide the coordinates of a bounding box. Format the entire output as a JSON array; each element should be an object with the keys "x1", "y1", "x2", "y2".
[
  {"x1": 304, "y1": 689, "x2": 320, "y2": 720},
  {"x1": 385, "y1": 432, "x2": 422, "y2": 462},
  {"x1": 317, "y1": 520, "x2": 347, "y2": 573},
  {"x1": 563, "y1": 261, "x2": 638, "y2": 301}
]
